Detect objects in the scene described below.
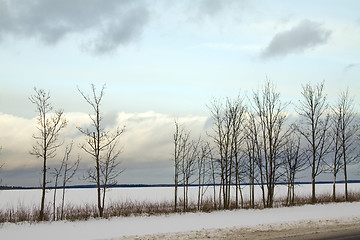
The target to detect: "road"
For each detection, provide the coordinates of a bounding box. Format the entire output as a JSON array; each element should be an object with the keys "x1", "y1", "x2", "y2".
[
  {"x1": 120, "y1": 219, "x2": 360, "y2": 240},
  {"x1": 286, "y1": 228, "x2": 360, "y2": 240}
]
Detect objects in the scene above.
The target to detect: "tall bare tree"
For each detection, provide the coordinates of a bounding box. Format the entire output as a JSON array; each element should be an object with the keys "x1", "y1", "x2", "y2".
[
  {"x1": 251, "y1": 80, "x2": 289, "y2": 208},
  {"x1": 329, "y1": 105, "x2": 344, "y2": 201},
  {"x1": 78, "y1": 84, "x2": 125, "y2": 218},
  {"x1": 332, "y1": 89, "x2": 359, "y2": 201},
  {"x1": 294, "y1": 82, "x2": 332, "y2": 203},
  {"x1": 173, "y1": 120, "x2": 183, "y2": 212},
  {"x1": 29, "y1": 88, "x2": 67, "y2": 221},
  {"x1": 208, "y1": 98, "x2": 226, "y2": 209},
  {"x1": 244, "y1": 111, "x2": 262, "y2": 208},
  {"x1": 228, "y1": 96, "x2": 247, "y2": 209},
  {"x1": 208, "y1": 98, "x2": 232, "y2": 209},
  {"x1": 181, "y1": 137, "x2": 199, "y2": 211},
  {"x1": 196, "y1": 140, "x2": 211, "y2": 210},
  {"x1": 208, "y1": 95, "x2": 247, "y2": 209}
]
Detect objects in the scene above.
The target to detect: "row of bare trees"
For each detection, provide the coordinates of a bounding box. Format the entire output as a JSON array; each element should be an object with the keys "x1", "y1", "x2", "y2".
[
  {"x1": 173, "y1": 81, "x2": 359, "y2": 210},
  {"x1": 29, "y1": 84, "x2": 125, "y2": 220}
]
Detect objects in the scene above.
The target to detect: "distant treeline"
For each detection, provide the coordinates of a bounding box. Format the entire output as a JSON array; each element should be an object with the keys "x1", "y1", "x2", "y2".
[{"x1": 2, "y1": 180, "x2": 360, "y2": 190}]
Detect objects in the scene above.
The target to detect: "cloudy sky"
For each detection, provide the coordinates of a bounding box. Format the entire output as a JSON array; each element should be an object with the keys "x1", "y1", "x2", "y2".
[{"x1": 0, "y1": 0, "x2": 359, "y2": 186}]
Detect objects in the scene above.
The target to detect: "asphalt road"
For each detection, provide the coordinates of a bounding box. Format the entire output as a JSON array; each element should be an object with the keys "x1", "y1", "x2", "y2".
[{"x1": 275, "y1": 226, "x2": 360, "y2": 240}]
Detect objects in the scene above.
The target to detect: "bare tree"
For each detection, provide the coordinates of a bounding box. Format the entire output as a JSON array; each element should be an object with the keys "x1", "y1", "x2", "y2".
[
  {"x1": 208, "y1": 144, "x2": 218, "y2": 209},
  {"x1": 181, "y1": 136, "x2": 199, "y2": 211},
  {"x1": 29, "y1": 88, "x2": 67, "y2": 221},
  {"x1": 52, "y1": 142, "x2": 79, "y2": 221},
  {"x1": 173, "y1": 123, "x2": 202, "y2": 211},
  {"x1": 283, "y1": 132, "x2": 306, "y2": 206},
  {"x1": 77, "y1": 84, "x2": 125, "y2": 218},
  {"x1": 60, "y1": 142, "x2": 79, "y2": 220},
  {"x1": 294, "y1": 82, "x2": 332, "y2": 203},
  {"x1": 208, "y1": 96, "x2": 247, "y2": 209},
  {"x1": 244, "y1": 111, "x2": 262, "y2": 208},
  {"x1": 196, "y1": 140, "x2": 211, "y2": 210},
  {"x1": 208, "y1": 98, "x2": 227, "y2": 209},
  {"x1": 332, "y1": 89, "x2": 360, "y2": 201},
  {"x1": 227, "y1": 96, "x2": 247, "y2": 209},
  {"x1": 173, "y1": 120, "x2": 183, "y2": 212},
  {"x1": 52, "y1": 158, "x2": 64, "y2": 221},
  {"x1": 251, "y1": 80, "x2": 289, "y2": 208},
  {"x1": 329, "y1": 106, "x2": 344, "y2": 201}
]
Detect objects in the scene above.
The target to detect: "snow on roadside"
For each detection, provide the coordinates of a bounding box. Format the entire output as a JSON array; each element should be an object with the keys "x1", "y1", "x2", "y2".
[{"x1": 0, "y1": 202, "x2": 359, "y2": 240}]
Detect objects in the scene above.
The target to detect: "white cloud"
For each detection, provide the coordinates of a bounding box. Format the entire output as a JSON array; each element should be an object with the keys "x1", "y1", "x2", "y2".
[
  {"x1": 116, "y1": 111, "x2": 208, "y2": 165},
  {"x1": 261, "y1": 19, "x2": 331, "y2": 59}
]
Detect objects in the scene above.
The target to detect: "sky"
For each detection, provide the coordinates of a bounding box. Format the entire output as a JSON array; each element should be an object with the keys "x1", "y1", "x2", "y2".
[{"x1": 0, "y1": 0, "x2": 359, "y2": 186}]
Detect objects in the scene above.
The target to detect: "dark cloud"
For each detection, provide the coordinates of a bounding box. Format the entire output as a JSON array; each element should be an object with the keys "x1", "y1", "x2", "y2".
[
  {"x1": 86, "y1": 6, "x2": 149, "y2": 55},
  {"x1": 0, "y1": 0, "x2": 149, "y2": 54},
  {"x1": 199, "y1": 0, "x2": 225, "y2": 17},
  {"x1": 261, "y1": 19, "x2": 331, "y2": 59}
]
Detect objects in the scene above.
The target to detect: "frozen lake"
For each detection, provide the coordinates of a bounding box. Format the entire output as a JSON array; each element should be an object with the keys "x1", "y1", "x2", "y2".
[{"x1": 1, "y1": 183, "x2": 359, "y2": 210}]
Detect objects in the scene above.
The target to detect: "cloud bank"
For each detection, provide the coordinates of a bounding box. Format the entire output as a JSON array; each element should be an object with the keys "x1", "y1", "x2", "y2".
[
  {"x1": 261, "y1": 19, "x2": 331, "y2": 59},
  {"x1": 0, "y1": 0, "x2": 149, "y2": 54},
  {"x1": 0, "y1": 111, "x2": 208, "y2": 172}
]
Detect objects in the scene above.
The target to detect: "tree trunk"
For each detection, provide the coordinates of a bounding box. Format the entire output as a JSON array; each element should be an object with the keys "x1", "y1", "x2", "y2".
[
  {"x1": 311, "y1": 174, "x2": 316, "y2": 204},
  {"x1": 197, "y1": 176, "x2": 201, "y2": 211},
  {"x1": 102, "y1": 184, "x2": 107, "y2": 217},
  {"x1": 52, "y1": 174, "x2": 59, "y2": 221},
  {"x1": 61, "y1": 184, "x2": 66, "y2": 220},
  {"x1": 174, "y1": 175, "x2": 178, "y2": 212},
  {"x1": 291, "y1": 181, "x2": 295, "y2": 205},
  {"x1": 311, "y1": 146, "x2": 316, "y2": 204},
  {"x1": 211, "y1": 160, "x2": 217, "y2": 210},
  {"x1": 343, "y1": 147, "x2": 348, "y2": 201},
  {"x1": 40, "y1": 154, "x2": 47, "y2": 221},
  {"x1": 332, "y1": 171, "x2": 336, "y2": 202},
  {"x1": 235, "y1": 160, "x2": 239, "y2": 209}
]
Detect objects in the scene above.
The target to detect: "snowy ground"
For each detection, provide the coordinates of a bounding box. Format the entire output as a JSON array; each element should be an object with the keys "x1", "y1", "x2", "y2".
[
  {"x1": 0, "y1": 202, "x2": 359, "y2": 240},
  {"x1": 0, "y1": 184, "x2": 360, "y2": 239}
]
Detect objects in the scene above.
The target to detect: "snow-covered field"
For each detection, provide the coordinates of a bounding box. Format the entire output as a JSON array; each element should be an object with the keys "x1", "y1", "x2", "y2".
[
  {"x1": 1, "y1": 183, "x2": 359, "y2": 210},
  {"x1": 0, "y1": 183, "x2": 359, "y2": 240}
]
